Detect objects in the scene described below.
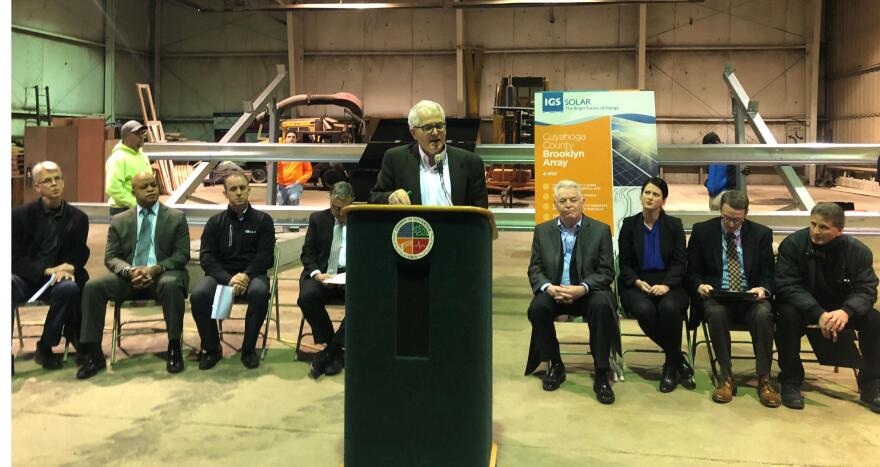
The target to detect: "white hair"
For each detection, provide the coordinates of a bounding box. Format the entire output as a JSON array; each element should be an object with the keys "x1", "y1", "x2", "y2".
[
  {"x1": 32, "y1": 160, "x2": 62, "y2": 182},
  {"x1": 407, "y1": 100, "x2": 446, "y2": 129},
  {"x1": 553, "y1": 179, "x2": 582, "y2": 199}
]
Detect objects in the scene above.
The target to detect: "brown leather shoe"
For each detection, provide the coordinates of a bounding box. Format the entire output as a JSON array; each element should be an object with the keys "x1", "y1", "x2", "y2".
[
  {"x1": 712, "y1": 377, "x2": 735, "y2": 403},
  {"x1": 757, "y1": 375, "x2": 781, "y2": 408}
]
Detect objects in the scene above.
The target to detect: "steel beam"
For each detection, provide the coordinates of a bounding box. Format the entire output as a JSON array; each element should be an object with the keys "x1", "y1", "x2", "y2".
[{"x1": 166, "y1": 64, "x2": 288, "y2": 204}]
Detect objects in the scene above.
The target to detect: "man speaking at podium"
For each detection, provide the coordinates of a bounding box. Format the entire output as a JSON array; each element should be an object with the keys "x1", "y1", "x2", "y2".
[{"x1": 370, "y1": 100, "x2": 488, "y2": 208}]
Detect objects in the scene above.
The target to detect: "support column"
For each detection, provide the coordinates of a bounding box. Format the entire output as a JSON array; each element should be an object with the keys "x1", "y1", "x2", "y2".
[
  {"x1": 805, "y1": 0, "x2": 823, "y2": 184},
  {"x1": 637, "y1": 4, "x2": 647, "y2": 90},
  {"x1": 455, "y1": 7, "x2": 466, "y2": 117},
  {"x1": 151, "y1": 0, "x2": 161, "y2": 115},
  {"x1": 104, "y1": 0, "x2": 116, "y2": 123},
  {"x1": 286, "y1": 11, "x2": 305, "y2": 117}
]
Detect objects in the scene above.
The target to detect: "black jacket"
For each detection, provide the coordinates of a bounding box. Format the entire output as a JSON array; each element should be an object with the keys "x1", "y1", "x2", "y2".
[
  {"x1": 775, "y1": 228, "x2": 878, "y2": 322},
  {"x1": 369, "y1": 142, "x2": 489, "y2": 208},
  {"x1": 300, "y1": 208, "x2": 337, "y2": 281},
  {"x1": 617, "y1": 211, "x2": 686, "y2": 288},
  {"x1": 199, "y1": 205, "x2": 276, "y2": 284},
  {"x1": 12, "y1": 199, "x2": 90, "y2": 289}
]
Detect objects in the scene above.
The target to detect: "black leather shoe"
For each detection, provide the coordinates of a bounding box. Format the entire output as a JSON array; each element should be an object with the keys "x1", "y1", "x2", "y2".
[
  {"x1": 781, "y1": 383, "x2": 805, "y2": 410},
  {"x1": 310, "y1": 349, "x2": 332, "y2": 379},
  {"x1": 593, "y1": 372, "x2": 615, "y2": 404},
  {"x1": 678, "y1": 358, "x2": 697, "y2": 390},
  {"x1": 859, "y1": 386, "x2": 880, "y2": 414},
  {"x1": 198, "y1": 348, "x2": 223, "y2": 370},
  {"x1": 241, "y1": 350, "x2": 261, "y2": 369},
  {"x1": 659, "y1": 363, "x2": 677, "y2": 393},
  {"x1": 324, "y1": 350, "x2": 344, "y2": 376},
  {"x1": 542, "y1": 362, "x2": 566, "y2": 391},
  {"x1": 167, "y1": 340, "x2": 184, "y2": 374},
  {"x1": 35, "y1": 342, "x2": 63, "y2": 370},
  {"x1": 76, "y1": 352, "x2": 106, "y2": 380}
]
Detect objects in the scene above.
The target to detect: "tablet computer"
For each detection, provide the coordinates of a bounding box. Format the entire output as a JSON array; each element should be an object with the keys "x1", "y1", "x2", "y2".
[
  {"x1": 805, "y1": 328, "x2": 864, "y2": 369},
  {"x1": 709, "y1": 290, "x2": 758, "y2": 301}
]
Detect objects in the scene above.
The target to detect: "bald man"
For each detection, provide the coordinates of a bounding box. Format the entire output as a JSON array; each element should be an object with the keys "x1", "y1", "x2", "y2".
[
  {"x1": 12, "y1": 161, "x2": 90, "y2": 370},
  {"x1": 77, "y1": 172, "x2": 191, "y2": 379}
]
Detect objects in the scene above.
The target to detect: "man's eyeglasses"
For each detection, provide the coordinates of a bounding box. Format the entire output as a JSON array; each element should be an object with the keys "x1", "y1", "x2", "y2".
[
  {"x1": 416, "y1": 122, "x2": 446, "y2": 133},
  {"x1": 721, "y1": 215, "x2": 745, "y2": 225},
  {"x1": 37, "y1": 176, "x2": 63, "y2": 186}
]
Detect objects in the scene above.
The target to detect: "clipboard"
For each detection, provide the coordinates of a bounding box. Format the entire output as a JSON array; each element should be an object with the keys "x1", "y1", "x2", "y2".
[
  {"x1": 709, "y1": 289, "x2": 758, "y2": 301},
  {"x1": 805, "y1": 327, "x2": 864, "y2": 369}
]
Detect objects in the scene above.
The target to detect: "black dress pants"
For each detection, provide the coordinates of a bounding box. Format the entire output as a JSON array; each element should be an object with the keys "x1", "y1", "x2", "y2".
[
  {"x1": 190, "y1": 275, "x2": 271, "y2": 353},
  {"x1": 80, "y1": 271, "x2": 188, "y2": 345},
  {"x1": 777, "y1": 302, "x2": 880, "y2": 390},
  {"x1": 297, "y1": 276, "x2": 345, "y2": 347},
  {"x1": 619, "y1": 285, "x2": 688, "y2": 364},
  {"x1": 526, "y1": 289, "x2": 616, "y2": 372},
  {"x1": 702, "y1": 297, "x2": 775, "y2": 377},
  {"x1": 11, "y1": 274, "x2": 82, "y2": 347}
]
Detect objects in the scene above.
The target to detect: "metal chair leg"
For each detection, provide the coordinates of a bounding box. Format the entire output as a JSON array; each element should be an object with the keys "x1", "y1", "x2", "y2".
[
  {"x1": 294, "y1": 315, "x2": 307, "y2": 361},
  {"x1": 111, "y1": 303, "x2": 121, "y2": 366},
  {"x1": 701, "y1": 321, "x2": 720, "y2": 387},
  {"x1": 14, "y1": 306, "x2": 25, "y2": 349}
]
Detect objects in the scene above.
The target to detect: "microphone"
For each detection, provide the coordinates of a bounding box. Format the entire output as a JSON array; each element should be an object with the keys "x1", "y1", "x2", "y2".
[{"x1": 434, "y1": 154, "x2": 444, "y2": 175}]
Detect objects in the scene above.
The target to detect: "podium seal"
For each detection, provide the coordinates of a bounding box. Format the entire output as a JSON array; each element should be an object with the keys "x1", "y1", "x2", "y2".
[{"x1": 392, "y1": 216, "x2": 435, "y2": 260}]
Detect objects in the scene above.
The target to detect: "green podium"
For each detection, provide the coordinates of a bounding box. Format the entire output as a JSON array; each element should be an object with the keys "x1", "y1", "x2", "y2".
[{"x1": 343, "y1": 205, "x2": 496, "y2": 467}]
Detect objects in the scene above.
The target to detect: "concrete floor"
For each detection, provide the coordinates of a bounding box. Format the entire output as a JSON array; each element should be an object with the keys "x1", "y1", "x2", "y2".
[{"x1": 11, "y1": 183, "x2": 880, "y2": 466}]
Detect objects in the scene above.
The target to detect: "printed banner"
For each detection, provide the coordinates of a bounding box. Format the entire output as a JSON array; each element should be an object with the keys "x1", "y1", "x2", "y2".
[{"x1": 534, "y1": 91, "x2": 659, "y2": 235}]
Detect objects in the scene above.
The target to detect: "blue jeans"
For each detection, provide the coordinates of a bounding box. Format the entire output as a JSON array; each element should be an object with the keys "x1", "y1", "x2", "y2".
[{"x1": 277, "y1": 183, "x2": 304, "y2": 206}]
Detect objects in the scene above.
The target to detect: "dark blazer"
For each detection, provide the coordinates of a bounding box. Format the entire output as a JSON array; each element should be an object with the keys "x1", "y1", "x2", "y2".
[
  {"x1": 685, "y1": 217, "x2": 774, "y2": 328},
  {"x1": 775, "y1": 228, "x2": 878, "y2": 322},
  {"x1": 527, "y1": 215, "x2": 615, "y2": 294},
  {"x1": 617, "y1": 211, "x2": 686, "y2": 288},
  {"x1": 300, "y1": 208, "x2": 336, "y2": 281},
  {"x1": 11, "y1": 199, "x2": 90, "y2": 289},
  {"x1": 369, "y1": 142, "x2": 489, "y2": 208},
  {"x1": 105, "y1": 203, "x2": 191, "y2": 282}
]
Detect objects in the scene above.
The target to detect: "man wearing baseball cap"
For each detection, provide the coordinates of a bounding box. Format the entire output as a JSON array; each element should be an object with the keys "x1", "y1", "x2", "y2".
[{"x1": 106, "y1": 120, "x2": 152, "y2": 216}]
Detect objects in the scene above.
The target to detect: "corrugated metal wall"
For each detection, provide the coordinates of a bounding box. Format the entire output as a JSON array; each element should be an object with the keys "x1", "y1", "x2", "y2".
[{"x1": 826, "y1": 0, "x2": 880, "y2": 143}]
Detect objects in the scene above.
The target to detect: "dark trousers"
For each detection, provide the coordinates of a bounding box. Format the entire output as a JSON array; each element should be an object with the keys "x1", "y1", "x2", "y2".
[
  {"x1": 776, "y1": 302, "x2": 880, "y2": 389},
  {"x1": 526, "y1": 290, "x2": 616, "y2": 371},
  {"x1": 80, "y1": 271, "x2": 188, "y2": 346},
  {"x1": 619, "y1": 285, "x2": 688, "y2": 364},
  {"x1": 11, "y1": 274, "x2": 81, "y2": 347},
  {"x1": 190, "y1": 275, "x2": 271, "y2": 352},
  {"x1": 703, "y1": 297, "x2": 775, "y2": 377},
  {"x1": 297, "y1": 276, "x2": 345, "y2": 347}
]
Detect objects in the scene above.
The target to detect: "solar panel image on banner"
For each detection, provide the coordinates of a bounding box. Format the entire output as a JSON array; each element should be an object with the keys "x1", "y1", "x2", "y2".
[{"x1": 611, "y1": 115, "x2": 659, "y2": 186}]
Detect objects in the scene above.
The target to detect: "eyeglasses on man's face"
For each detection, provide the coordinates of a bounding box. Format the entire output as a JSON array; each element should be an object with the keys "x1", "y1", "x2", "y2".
[
  {"x1": 416, "y1": 122, "x2": 446, "y2": 133},
  {"x1": 721, "y1": 215, "x2": 745, "y2": 225},
  {"x1": 37, "y1": 175, "x2": 63, "y2": 186}
]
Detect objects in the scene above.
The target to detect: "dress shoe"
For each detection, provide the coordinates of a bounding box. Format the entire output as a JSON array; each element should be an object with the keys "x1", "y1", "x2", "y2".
[
  {"x1": 542, "y1": 362, "x2": 566, "y2": 391},
  {"x1": 859, "y1": 384, "x2": 880, "y2": 413},
  {"x1": 781, "y1": 383, "x2": 805, "y2": 410},
  {"x1": 324, "y1": 350, "x2": 344, "y2": 376},
  {"x1": 593, "y1": 372, "x2": 615, "y2": 405},
  {"x1": 167, "y1": 340, "x2": 184, "y2": 374},
  {"x1": 198, "y1": 348, "x2": 223, "y2": 370},
  {"x1": 712, "y1": 377, "x2": 736, "y2": 403},
  {"x1": 310, "y1": 349, "x2": 332, "y2": 379},
  {"x1": 659, "y1": 363, "x2": 678, "y2": 393},
  {"x1": 76, "y1": 352, "x2": 107, "y2": 380},
  {"x1": 34, "y1": 342, "x2": 63, "y2": 370},
  {"x1": 757, "y1": 375, "x2": 781, "y2": 408},
  {"x1": 678, "y1": 358, "x2": 697, "y2": 390},
  {"x1": 241, "y1": 350, "x2": 261, "y2": 369}
]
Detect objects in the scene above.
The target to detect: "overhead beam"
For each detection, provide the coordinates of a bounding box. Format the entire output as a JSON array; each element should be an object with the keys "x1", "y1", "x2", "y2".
[
  {"x1": 286, "y1": 11, "x2": 305, "y2": 115},
  {"x1": 636, "y1": 3, "x2": 646, "y2": 89},
  {"x1": 103, "y1": 0, "x2": 117, "y2": 124}
]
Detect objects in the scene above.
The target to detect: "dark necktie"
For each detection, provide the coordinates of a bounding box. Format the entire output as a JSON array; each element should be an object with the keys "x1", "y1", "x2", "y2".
[
  {"x1": 133, "y1": 209, "x2": 154, "y2": 267},
  {"x1": 726, "y1": 232, "x2": 742, "y2": 291}
]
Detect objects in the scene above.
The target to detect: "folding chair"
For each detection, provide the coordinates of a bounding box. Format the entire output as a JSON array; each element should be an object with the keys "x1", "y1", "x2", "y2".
[
  {"x1": 294, "y1": 296, "x2": 345, "y2": 360},
  {"x1": 110, "y1": 299, "x2": 167, "y2": 366},
  {"x1": 617, "y1": 305, "x2": 696, "y2": 386},
  {"x1": 12, "y1": 302, "x2": 71, "y2": 361},
  {"x1": 217, "y1": 246, "x2": 281, "y2": 360}
]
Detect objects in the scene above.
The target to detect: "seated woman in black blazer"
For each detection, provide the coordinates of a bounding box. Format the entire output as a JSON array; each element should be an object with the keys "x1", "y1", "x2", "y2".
[{"x1": 618, "y1": 177, "x2": 694, "y2": 393}]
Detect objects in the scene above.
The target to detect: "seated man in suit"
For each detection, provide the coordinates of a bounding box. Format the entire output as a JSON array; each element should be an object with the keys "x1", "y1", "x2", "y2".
[
  {"x1": 12, "y1": 161, "x2": 90, "y2": 370},
  {"x1": 524, "y1": 180, "x2": 617, "y2": 404},
  {"x1": 370, "y1": 100, "x2": 488, "y2": 208},
  {"x1": 190, "y1": 171, "x2": 276, "y2": 370},
  {"x1": 775, "y1": 202, "x2": 880, "y2": 413},
  {"x1": 686, "y1": 190, "x2": 780, "y2": 407},
  {"x1": 77, "y1": 171, "x2": 191, "y2": 379},
  {"x1": 298, "y1": 181, "x2": 354, "y2": 379}
]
